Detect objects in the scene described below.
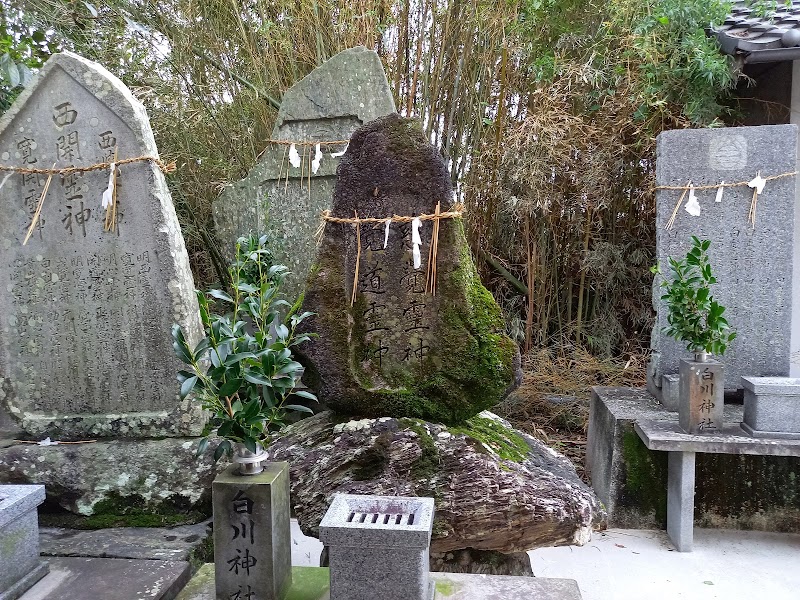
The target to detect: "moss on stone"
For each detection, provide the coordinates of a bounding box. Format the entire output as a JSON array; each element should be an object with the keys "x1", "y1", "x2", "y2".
[
  {"x1": 449, "y1": 416, "x2": 529, "y2": 463},
  {"x1": 620, "y1": 428, "x2": 668, "y2": 525},
  {"x1": 40, "y1": 492, "x2": 210, "y2": 530},
  {"x1": 401, "y1": 418, "x2": 440, "y2": 481},
  {"x1": 352, "y1": 432, "x2": 392, "y2": 480},
  {"x1": 435, "y1": 580, "x2": 457, "y2": 596},
  {"x1": 188, "y1": 534, "x2": 214, "y2": 572}
]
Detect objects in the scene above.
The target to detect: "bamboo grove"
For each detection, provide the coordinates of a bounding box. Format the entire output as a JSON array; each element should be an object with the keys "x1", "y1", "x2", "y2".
[{"x1": 4, "y1": 0, "x2": 742, "y2": 359}]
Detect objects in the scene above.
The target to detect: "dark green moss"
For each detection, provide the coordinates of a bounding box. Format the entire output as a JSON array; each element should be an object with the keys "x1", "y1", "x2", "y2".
[
  {"x1": 352, "y1": 432, "x2": 392, "y2": 480},
  {"x1": 620, "y1": 428, "x2": 668, "y2": 525},
  {"x1": 401, "y1": 418, "x2": 441, "y2": 481},
  {"x1": 39, "y1": 492, "x2": 211, "y2": 530},
  {"x1": 449, "y1": 416, "x2": 529, "y2": 463},
  {"x1": 188, "y1": 534, "x2": 214, "y2": 572}
]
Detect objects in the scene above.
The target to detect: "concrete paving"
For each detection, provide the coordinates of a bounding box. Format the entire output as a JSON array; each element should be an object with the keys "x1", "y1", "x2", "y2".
[
  {"x1": 529, "y1": 528, "x2": 800, "y2": 600},
  {"x1": 291, "y1": 522, "x2": 800, "y2": 599}
]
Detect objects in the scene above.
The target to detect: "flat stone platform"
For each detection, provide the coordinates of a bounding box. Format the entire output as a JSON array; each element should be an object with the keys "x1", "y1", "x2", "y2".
[
  {"x1": 635, "y1": 420, "x2": 800, "y2": 455},
  {"x1": 586, "y1": 387, "x2": 800, "y2": 532},
  {"x1": 176, "y1": 564, "x2": 583, "y2": 600},
  {"x1": 20, "y1": 557, "x2": 190, "y2": 600}
]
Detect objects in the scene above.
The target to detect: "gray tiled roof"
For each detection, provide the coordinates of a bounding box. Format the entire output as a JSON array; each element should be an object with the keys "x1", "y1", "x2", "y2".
[{"x1": 716, "y1": 1, "x2": 800, "y2": 54}]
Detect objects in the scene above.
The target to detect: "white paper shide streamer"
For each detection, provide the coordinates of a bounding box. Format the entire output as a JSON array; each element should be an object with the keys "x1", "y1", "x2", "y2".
[
  {"x1": 288, "y1": 143, "x2": 301, "y2": 168},
  {"x1": 748, "y1": 173, "x2": 766, "y2": 195},
  {"x1": 715, "y1": 183, "x2": 724, "y2": 203},
  {"x1": 684, "y1": 185, "x2": 700, "y2": 217},
  {"x1": 383, "y1": 218, "x2": 391, "y2": 249},
  {"x1": 311, "y1": 143, "x2": 323, "y2": 174},
  {"x1": 411, "y1": 217, "x2": 422, "y2": 269},
  {"x1": 331, "y1": 144, "x2": 348, "y2": 158},
  {"x1": 0, "y1": 172, "x2": 11, "y2": 192},
  {"x1": 101, "y1": 163, "x2": 116, "y2": 209}
]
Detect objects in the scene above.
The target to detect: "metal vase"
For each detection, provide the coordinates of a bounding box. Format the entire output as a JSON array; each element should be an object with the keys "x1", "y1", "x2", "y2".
[{"x1": 233, "y1": 443, "x2": 267, "y2": 475}]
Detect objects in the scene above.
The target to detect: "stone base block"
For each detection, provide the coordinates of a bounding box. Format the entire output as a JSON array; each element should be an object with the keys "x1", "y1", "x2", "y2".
[
  {"x1": 586, "y1": 387, "x2": 800, "y2": 531},
  {"x1": 0, "y1": 438, "x2": 222, "y2": 516},
  {"x1": 0, "y1": 562, "x2": 48, "y2": 600},
  {"x1": 175, "y1": 564, "x2": 583, "y2": 600},
  {"x1": 742, "y1": 377, "x2": 800, "y2": 437},
  {"x1": 1, "y1": 485, "x2": 48, "y2": 600},
  {"x1": 740, "y1": 422, "x2": 800, "y2": 440}
]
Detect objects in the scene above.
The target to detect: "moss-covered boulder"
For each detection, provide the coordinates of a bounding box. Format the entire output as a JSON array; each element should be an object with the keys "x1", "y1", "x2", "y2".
[{"x1": 297, "y1": 113, "x2": 520, "y2": 423}]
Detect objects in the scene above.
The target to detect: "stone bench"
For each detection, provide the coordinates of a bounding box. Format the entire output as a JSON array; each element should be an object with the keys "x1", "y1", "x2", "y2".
[{"x1": 634, "y1": 419, "x2": 800, "y2": 551}]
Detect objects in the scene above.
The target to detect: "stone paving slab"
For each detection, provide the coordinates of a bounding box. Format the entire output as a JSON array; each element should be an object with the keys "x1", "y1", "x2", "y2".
[
  {"x1": 175, "y1": 564, "x2": 583, "y2": 600},
  {"x1": 20, "y1": 557, "x2": 190, "y2": 600},
  {"x1": 39, "y1": 521, "x2": 211, "y2": 561}
]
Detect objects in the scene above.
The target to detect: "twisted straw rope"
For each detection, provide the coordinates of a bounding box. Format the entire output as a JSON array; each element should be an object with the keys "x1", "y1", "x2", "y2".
[
  {"x1": 654, "y1": 171, "x2": 796, "y2": 191},
  {"x1": 266, "y1": 139, "x2": 349, "y2": 146},
  {"x1": 658, "y1": 171, "x2": 797, "y2": 231},
  {"x1": 321, "y1": 205, "x2": 464, "y2": 225},
  {"x1": 0, "y1": 155, "x2": 176, "y2": 176}
]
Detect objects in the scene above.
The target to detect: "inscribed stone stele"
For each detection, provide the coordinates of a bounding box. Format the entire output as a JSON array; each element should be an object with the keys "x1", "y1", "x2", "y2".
[
  {"x1": 0, "y1": 52, "x2": 202, "y2": 438},
  {"x1": 649, "y1": 125, "x2": 800, "y2": 399},
  {"x1": 295, "y1": 114, "x2": 518, "y2": 424},
  {"x1": 213, "y1": 46, "x2": 396, "y2": 303}
]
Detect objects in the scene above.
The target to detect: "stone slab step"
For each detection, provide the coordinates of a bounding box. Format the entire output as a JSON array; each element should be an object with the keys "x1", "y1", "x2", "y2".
[
  {"x1": 176, "y1": 564, "x2": 583, "y2": 600},
  {"x1": 19, "y1": 557, "x2": 190, "y2": 600},
  {"x1": 40, "y1": 522, "x2": 211, "y2": 561}
]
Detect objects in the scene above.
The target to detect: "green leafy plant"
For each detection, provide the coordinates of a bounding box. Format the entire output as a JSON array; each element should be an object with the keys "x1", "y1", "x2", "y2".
[
  {"x1": 172, "y1": 234, "x2": 316, "y2": 461},
  {"x1": 654, "y1": 236, "x2": 736, "y2": 356}
]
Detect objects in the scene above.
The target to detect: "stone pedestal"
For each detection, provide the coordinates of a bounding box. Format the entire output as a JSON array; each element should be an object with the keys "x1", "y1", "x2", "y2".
[
  {"x1": 0, "y1": 485, "x2": 48, "y2": 600},
  {"x1": 679, "y1": 359, "x2": 724, "y2": 434},
  {"x1": 742, "y1": 377, "x2": 800, "y2": 439},
  {"x1": 319, "y1": 494, "x2": 435, "y2": 600},
  {"x1": 212, "y1": 463, "x2": 291, "y2": 600}
]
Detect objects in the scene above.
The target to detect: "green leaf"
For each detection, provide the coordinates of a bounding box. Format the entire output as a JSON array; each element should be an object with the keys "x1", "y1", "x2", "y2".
[
  {"x1": 171, "y1": 324, "x2": 194, "y2": 365},
  {"x1": 283, "y1": 404, "x2": 314, "y2": 414},
  {"x1": 244, "y1": 372, "x2": 274, "y2": 386},
  {"x1": 208, "y1": 289, "x2": 234, "y2": 303},
  {"x1": 196, "y1": 437, "x2": 209, "y2": 457},
  {"x1": 213, "y1": 440, "x2": 231, "y2": 462},
  {"x1": 219, "y1": 378, "x2": 242, "y2": 397},
  {"x1": 291, "y1": 390, "x2": 318, "y2": 402},
  {"x1": 180, "y1": 375, "x2": 198, "y2": 399}
]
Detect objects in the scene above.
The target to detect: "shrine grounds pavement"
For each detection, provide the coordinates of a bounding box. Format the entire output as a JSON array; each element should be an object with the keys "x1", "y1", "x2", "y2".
[
  {"x1": 293, "y1": 523, "x2": 800, "y2": 600},
  {"x1": 22, "y1": 520, "x2": 800, "y2": 600}
]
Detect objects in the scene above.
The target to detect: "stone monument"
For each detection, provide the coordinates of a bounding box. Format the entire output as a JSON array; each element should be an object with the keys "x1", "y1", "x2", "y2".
[
  {"x1": 0, "y1": 52, "x2": 212, "y2": 519},
  {"x1": 649, "y1": 125, "x2": 800, "y2": 404},
  {"x1": 213, "y1": 46, "x2": 396, "y2": 302},
  {"x1": 266, "y1": 114, "x2": 604, "y2": 574},
  {"x1": 0, "y1": 51, "x2": 202, "y2": 438},
  {"x1": 297, "y1": 113, "x2": 519, "y2": 424}
]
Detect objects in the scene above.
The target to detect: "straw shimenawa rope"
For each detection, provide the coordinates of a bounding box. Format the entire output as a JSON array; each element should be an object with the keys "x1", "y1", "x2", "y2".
[
  {"x1": 2, "y1": 155, "x2": 176, "y2": 245},
  {"x1": 318, "y1": 204, "x2": 464, "y2": 305},
  {"x1": 0, "y1": 155, "x2": 176, "y2": 176},
  {"x1": 657, "y1": 170, "x2": 797, "y2": 230}
]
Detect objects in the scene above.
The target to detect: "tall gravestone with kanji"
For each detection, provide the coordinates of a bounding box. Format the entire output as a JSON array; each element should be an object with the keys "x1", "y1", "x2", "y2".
[
  {"x1": 296, "y1": 113, "x2": 519, "y2": 423},
  {"x1": 0, "y1": 51, "x2": 202, "y2": 438},
  {"x1": 648, "y1": 125, "x2": 800, "y2": 404}
]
